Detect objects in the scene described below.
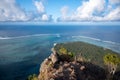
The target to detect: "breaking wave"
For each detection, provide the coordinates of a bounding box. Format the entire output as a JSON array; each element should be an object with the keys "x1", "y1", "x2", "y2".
[
  {"x1": 72, "y1": 36, "x2": 120, "y2": 45},
  {"x1": 0, "y1": 34, "x2": 61, "y2": 40}
]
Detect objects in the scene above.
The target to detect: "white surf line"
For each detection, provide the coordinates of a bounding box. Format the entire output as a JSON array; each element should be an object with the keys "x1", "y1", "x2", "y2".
[
  {"x1": 72, "y1": 35, "x2": 120, "y2": 45},
  {"x1": 0, "y1": 34, "x2": 61, "y2": 40}
]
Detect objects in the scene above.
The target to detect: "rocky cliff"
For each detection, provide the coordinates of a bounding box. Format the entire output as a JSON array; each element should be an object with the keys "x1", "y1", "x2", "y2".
[{"x1": 38, "y1": 48, "x2": 106, "y2": 80}]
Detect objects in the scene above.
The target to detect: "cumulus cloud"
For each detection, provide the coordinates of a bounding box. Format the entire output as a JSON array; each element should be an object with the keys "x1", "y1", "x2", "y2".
[
  {"x1": 58, "y1": 0, "x2": 120, "y2": 22},
  {"x1": 76, "y1": 0, "x2": 105, "y2": 19},
  {"x1": 104, "y1": 7, "x2": 120, "y2": 21},
  {"x1": 33, "y1": 1, "x2": 52, "y2": 22},
  {"x1": 34, "y1": 14, "x2": 52, "y2": 22},
  {"x1": 0, "y1": 0, "x2": 119, "y2": 22},
  {"x1": 34, "y1": 1, "x2": 45, "y2": 13},
  {"x1": 0, "y1": 0, "x2": 29, "y2": 21},
  {"x1": 42, "y1": 14, "x2": 49, "y2": 21},
  {"x1": 0, "y1": 0, "x2": 52, "y2": 22}
]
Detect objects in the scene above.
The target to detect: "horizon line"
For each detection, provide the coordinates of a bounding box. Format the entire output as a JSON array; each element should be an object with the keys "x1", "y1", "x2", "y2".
[{"x1": 0, "y1": 21, "x2": 120, "y2": 25}]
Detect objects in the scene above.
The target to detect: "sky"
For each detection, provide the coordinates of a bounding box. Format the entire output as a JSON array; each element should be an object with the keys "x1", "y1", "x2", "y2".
[{"x1": 0, "y1": 0, "x2": 120, "y2": 23}]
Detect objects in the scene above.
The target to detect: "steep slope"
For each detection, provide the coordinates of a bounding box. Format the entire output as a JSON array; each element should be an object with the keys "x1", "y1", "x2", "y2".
[
  {"x1": 37, "y1": 42, "x2": 120, "y2": 80},
  {"x1": 38, "y1": 49, "x2": 106, "y2": 80}
]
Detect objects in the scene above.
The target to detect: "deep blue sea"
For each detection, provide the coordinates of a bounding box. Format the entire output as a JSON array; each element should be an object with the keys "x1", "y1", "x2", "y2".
[{"x1": 0, "y1": 24, "x2": 120, "y2": 80}]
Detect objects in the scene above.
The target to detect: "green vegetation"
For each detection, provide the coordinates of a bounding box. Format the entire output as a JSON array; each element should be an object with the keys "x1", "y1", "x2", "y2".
[
  {"x1": 59, "y1": 47, "x2": 67, "y2": 54},
  {"x1": 103, "y1": 53, "x2": 120, "y2": 80},
  {"x1": 103, "y1": 53, "x2": 120, "y2": 74},
  {"x1": 27, "y1": 74, "x2": 38, "y2": 80},
  {"x1": 54, "y1": 41, "x2": 120, "y2": 80},
  {"x1": 58, "y1": 47, "x2": 75, "y2": 61},
  {"x1": 54, "y1": 41, "x2": 120, "y2": 69}
]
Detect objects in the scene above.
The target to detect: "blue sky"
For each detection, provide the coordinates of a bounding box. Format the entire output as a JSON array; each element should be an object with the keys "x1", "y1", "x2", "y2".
[
  {"x1": 0, "y1": 0, "x2": 120, "y2": 23},
  {"x1": 16, "y1": 0, "x2": 82, "y2": 20}
]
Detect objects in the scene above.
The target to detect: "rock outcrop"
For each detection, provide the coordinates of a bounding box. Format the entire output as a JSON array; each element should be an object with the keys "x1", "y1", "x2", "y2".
[{"x1": 38, "y1": 48, "x2": 106, "y2": 80}]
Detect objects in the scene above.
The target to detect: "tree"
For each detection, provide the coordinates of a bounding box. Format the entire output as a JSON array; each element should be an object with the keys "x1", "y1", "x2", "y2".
[
  {"x1": 27, "y1": 74, "x2": 38, "y2": 80},
  {"x1": 59, "y1": 47, "x2": 75, "y2": 61},
  {"x1": 68, "y1": 52, "x2": 75, "y2": 58},
  {"x1": 103, "y1": 53, "x2": 120, "y2": 75},
  {"x1": 59, "y1": 47, "x2": 67, "y2": 54}
]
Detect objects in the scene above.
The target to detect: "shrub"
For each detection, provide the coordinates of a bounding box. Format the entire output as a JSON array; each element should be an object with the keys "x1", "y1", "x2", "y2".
[
  {"x1": 27, "y1": 74, "x2": 38, "y2": 80},
  {"x1": 58, "y1": 47, "x2": 75, "y2": 61},
  {"x1": 103, "y1": 53, "x2": 120, "y2": 80}
]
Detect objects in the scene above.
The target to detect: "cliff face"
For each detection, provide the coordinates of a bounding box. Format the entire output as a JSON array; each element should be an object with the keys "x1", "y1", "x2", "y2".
[{"x1": 38, "y1": 49, "x2": 106, "y2": 80}]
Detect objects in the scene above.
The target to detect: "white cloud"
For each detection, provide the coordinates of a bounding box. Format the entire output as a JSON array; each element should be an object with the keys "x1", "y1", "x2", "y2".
[
  {"x1": 74, "y1": 0, "x2": 105, "y2": 20},
  {"x1": 34, "y1": 14, "x2": 52, "y2": 21},
  {"x1": 42, "y1": 14, "x2": 49, "y2": 21},
  {"x1": 104, "y1": 7, "x2": 120, "y2": 21},
  {"x1": 83, "y1": 7, "x2": 120, "y2": 21},
  {"x1": 0, "y1": 0, "x2": 119, "y2": 22},
  {"x1": 0, "y1": 0, "x2": 52, "y2": 22},
  {"x1": 0, "y1": 0, "x2": 29, "y2": 21},
  {"x1": 58, "y1": 0, "x2": 120, "y2": 22},
  {"x1": 34, "y1": 1, "x2": 45, "y2": 13},
  {"x1": 33, "y1": 1, "x2": 52, "y2": 22}
]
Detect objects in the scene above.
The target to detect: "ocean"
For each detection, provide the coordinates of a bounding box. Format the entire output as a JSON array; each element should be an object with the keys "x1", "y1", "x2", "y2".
[{"x1": 0, "y1": 24, "x2": 120, "y2": 80}]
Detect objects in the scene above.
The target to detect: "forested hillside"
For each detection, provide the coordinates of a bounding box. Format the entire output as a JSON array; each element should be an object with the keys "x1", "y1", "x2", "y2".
[{"x1": 54, "y1": 41, "x2": 120, "y2": 69}]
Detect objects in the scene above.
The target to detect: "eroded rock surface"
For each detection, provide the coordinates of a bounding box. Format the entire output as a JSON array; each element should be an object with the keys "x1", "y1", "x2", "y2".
[{"x1": 38, "y1": 52, "x2": 106, "y2": 80}]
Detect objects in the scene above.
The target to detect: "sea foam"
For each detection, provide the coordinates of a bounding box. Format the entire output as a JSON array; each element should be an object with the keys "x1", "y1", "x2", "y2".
[
  {"x1": 0, "y1": 34, "x2": 60, "y2": 40},
  {"x1": 72, "y1": 35, "x2": 120, "y2": 45}
]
